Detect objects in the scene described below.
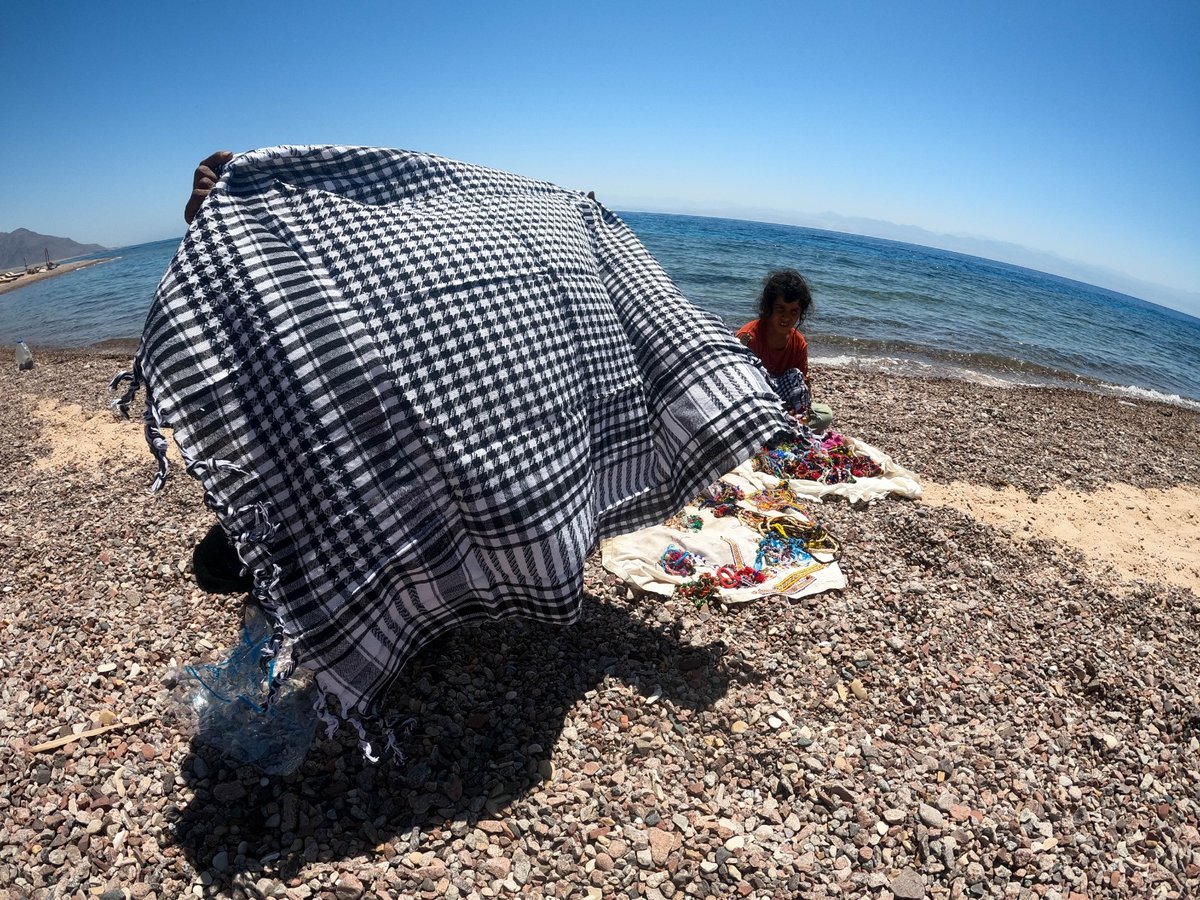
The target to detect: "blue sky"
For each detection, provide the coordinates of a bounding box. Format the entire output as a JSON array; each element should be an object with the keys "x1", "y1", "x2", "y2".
[{"x1": 3, "y1": 1, "x2": 1197, "y2": 313}]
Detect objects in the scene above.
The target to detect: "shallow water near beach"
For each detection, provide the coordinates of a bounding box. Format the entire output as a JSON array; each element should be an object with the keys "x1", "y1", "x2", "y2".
[
  {"x1": 2, "y1": 215, "x2": 1197, "y2": 406},
  {"x1": 626, "y1": 212, "x2": 1200, "y2": 408},
  {"x1": 0, "y1": 240, "x2": 174, "y2": 351}
]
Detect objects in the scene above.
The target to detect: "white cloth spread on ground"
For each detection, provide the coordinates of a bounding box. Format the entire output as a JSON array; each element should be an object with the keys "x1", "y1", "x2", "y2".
[
  {"x1": 725, "y1": 435, "x2": 922, "y2": 504},
  {"x1": 601, "y1": 432, "x2": 919, "y2": 604},
  {"x1": 115, "y1": 145, "x2": 793, "y2": 736},
  {"x1": 601, "y1": 510, "x2": 847, "y2": 604}
]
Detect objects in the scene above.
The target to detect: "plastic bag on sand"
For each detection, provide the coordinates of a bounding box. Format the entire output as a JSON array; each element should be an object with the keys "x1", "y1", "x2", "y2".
[{"x1": 167, "y1": 608, "x2": 317, "y2": 775}]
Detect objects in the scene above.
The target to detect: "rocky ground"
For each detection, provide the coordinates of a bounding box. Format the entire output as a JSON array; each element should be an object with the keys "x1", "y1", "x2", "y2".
[{"x1": 1, "y1": 351, "x2": 1197, "y2": 899}]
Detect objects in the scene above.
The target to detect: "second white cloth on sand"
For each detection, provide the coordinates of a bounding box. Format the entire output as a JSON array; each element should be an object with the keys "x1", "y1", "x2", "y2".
[
  {"x1": 118, "y1": 145, "x2": 795, "y2": 743},
  {"x1": 727, "y1": 435, "x2": 922, "y2": 504}
]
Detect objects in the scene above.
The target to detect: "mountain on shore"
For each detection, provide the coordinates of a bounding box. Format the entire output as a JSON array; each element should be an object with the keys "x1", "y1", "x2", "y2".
[{"x1": 0, "y1": 228, "x2": 106, "y2": 270}]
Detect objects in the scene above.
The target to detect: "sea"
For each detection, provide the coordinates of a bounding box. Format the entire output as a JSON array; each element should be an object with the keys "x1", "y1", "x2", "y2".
[{"x1": 3, "y1": 212, "x2": 1198, "y2": 408}]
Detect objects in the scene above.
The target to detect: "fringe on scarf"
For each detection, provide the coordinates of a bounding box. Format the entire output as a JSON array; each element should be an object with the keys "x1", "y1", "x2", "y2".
[{"x1": 110, "y1": 364, "x2": 415, "y2": 767}]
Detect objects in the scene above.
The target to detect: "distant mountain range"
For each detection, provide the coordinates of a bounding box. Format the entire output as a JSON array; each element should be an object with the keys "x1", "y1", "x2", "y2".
[
  {"x1": 0, "y1": 228, "x2": 106, "y2": 271},
  {"x1": 618, "y1": 199, "x2": 1200, "y2": 316}
]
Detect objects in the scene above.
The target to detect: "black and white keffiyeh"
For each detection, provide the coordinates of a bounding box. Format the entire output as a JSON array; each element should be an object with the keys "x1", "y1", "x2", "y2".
[{"x1": 117, "y1": 145, "x2": 792, "y2": 737}]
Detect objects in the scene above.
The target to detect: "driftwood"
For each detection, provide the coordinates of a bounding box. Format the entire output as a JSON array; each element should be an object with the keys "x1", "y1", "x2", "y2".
[{"x1": 28, "y1": 715, "x2": 155, "y2": 754}]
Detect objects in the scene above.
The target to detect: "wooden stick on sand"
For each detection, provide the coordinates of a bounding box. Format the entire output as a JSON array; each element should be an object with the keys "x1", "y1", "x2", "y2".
[{"x1": 28, "y1": 714, "x2": 156, "y2": 754}]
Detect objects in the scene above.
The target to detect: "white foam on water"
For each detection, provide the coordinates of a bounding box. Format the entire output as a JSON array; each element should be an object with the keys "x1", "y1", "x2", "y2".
[
  {"x1": 811, "y1": 352, "x2": 1033, "y2": 390},
  {"x1": 814, "y1": 351, "x2": 1200, "y2": 412},
  {"x1": 810, "y1": 354, "x2": 860, "y2": 368},
  {"x1": 1105, "y1": 383, "x2": 1200, "y2": 412}
]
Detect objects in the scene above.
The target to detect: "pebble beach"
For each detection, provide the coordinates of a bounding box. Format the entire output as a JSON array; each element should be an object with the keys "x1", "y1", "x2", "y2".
[{"x1": 2, "y1": 350, "x2": 1198, "y2": 900}]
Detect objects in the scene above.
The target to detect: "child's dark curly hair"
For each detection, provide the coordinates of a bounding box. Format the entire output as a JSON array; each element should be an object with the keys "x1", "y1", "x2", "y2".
[{"x1": 758, "y1": 268, "x2": 814, "y2": 324}]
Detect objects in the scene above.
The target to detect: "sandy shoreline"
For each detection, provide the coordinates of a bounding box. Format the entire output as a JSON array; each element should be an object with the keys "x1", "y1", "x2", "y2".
[
  {"x1": 0, "y1": 257, "x2": 113, "y2": 296},
  {"x1": 1, "y1": 351, "x2": 1197, "y2": 898}
]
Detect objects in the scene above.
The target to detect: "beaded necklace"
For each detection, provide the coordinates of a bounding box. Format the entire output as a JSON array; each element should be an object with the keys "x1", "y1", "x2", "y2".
[
  {"x1": 754, "y1": 532, "x2": 813, "y2": 570},
  {"x1": 696, "y1": 482, "x2": 745, "y2": 517},
  {"x1": 766, "y1": 514, "x2": 841, "y2": 559},
  {"x1": 752, "y1": 433, "x2": 882, "y2": 484},
  {"x1": 752, "y1": 485, "x2": 807, "y2": 513},
  {"x1": 659, "y1": 543, "x2": 705, "y2": 577},
  {"x1": 675, "y1": 573, "x2": 722, "y2": 608},
  {"x1": 715, "y1": 564, "x2": 766, "y2": 588}
]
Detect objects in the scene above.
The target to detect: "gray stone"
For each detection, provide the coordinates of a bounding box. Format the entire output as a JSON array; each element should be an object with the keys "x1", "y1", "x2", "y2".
[
  {"x1": 918, "y1": 803, "x2": 945, "y2": 829},
  {"x1": 512, "y1": 854, "x2": 531, "y2": 885},
  {"x1": 890, "y1": 868, "x2": 927, "y2": 899},
  {"x1": 333, "y1": 873, "x2": 363, "y2": 900},
  {"x1": 212, "y1": 781, "x2": 246, "y2": 804}
]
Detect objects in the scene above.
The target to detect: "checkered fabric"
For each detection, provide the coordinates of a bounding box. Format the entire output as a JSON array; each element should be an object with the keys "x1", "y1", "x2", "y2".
[
  {"x1": 123, "y1": 145, "x2": 792, "y2": 724},
  {"x1": 768, "y1": 369, "x2": 811, "y2": 415}
]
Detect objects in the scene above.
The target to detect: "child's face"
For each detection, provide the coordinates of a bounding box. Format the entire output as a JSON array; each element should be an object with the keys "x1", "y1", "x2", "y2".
[{"x1": 770, "y1": 297, "x2": 802, "y2": 330}]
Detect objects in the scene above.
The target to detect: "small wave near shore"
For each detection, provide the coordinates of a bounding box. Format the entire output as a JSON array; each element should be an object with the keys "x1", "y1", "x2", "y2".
[{"x1": 809, "y1": 339, "x2": 1200, "y2": 412}]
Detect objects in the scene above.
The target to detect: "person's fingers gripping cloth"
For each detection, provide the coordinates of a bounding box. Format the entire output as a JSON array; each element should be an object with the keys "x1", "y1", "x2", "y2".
[{"x1": 116, "y1": 145, "x2": 793, "y2": 734}]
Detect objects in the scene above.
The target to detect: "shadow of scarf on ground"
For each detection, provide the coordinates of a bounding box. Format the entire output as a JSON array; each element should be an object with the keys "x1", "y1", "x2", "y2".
[{"x1": 168, "y1": 589, "x2": 763, "y2": 890}]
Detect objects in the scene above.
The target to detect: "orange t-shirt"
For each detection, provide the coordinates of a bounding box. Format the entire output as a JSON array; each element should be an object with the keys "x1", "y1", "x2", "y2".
[{"x1": 735, "y1": 320, "x2": 809, "y2": 378}]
